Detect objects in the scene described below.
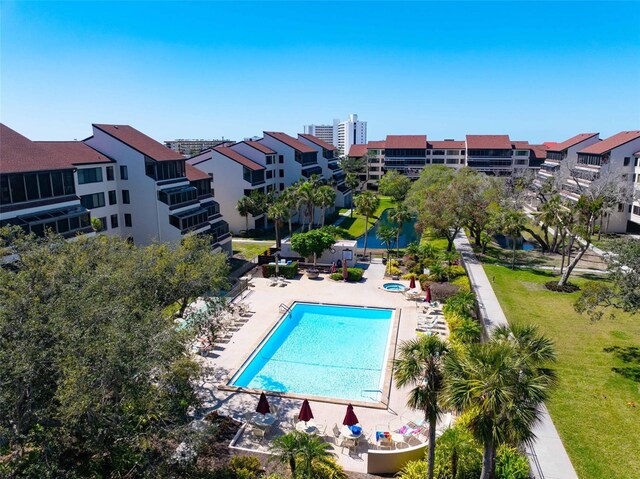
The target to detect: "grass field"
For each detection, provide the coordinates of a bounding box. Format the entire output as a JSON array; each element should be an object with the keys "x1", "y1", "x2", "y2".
[
  {"x1": 333, "y1": 196, "x2": 396, "y2": 239},
  {"x1": 483, "y1": 264, "x2": 640, "y2": 479},
  {"x1": 231, "y1": 240, "x2": 273, "y2": 260}
]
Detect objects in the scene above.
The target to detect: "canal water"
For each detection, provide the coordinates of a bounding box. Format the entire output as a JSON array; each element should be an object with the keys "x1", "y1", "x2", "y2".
[{"x1": 356, "y1": 209, "x2": 418, "y2": 249}]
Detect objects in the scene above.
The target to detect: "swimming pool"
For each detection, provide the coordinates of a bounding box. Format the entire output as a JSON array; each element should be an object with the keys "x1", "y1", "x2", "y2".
[{"x1": 229, "y1": 303, "x2": 394, "y2": 403}]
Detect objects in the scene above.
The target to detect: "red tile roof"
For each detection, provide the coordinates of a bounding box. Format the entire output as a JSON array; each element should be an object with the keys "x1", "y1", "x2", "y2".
[
  {"x1": 429, "y1": 140, "x2": 465, "y2": 149},
  {"x1": 511, "y1": 141, "x2": 530, "y2": 149},
  {"x1": 543, "y1": 141, "x2": 559, "y2": 149},
  {"x1": 93, "y1": 124, "x2": 185, "y2": 161},
  {"x1": 212, "y1": 147, "x2": 265, "y2": 171},
  {"x1": 548, "y1": 133, "x2": 599, "y2": 152},
  {"x1": 244, "y1": 141, "x2": 276, "y2": 155},
  {"x1": 36, "y1": 141, "x2": 113, "y2": 165},
  {"x1": 367, "y1": 140, "x2": 386, "y2": 149},
  {"x1": 185, "y1": 163, "x2": 210, "y2": 181},
  {"x1": 579, "y1": 131, "x2": 640, "y2": 155},
  {"x1": 264, "y1": 131, "x2": 316, "y2": 153},
  {"x1": 466, "y1": 135, "x2": 512, "y2": 149},
  {"x1": 298, "y1": 133, "x2": 337, "y2": 151},
  {"x1": 1, "y1": 124, "x2": 111, "y2": 174},
  {"x1": 385, "y1": 135, "x2": 427, "y2": 149},
  {"x1": 530, "y1": 144, "x2": 549, "y2": 160},
  {"x1": 348, "y1": 144, "x2": 368, "y2": 157}
]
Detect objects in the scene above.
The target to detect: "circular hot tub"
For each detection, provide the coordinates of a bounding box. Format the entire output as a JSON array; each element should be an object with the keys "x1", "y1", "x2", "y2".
[{"x1": 383, "y1": 282, "x2": 407, "y2": 293}]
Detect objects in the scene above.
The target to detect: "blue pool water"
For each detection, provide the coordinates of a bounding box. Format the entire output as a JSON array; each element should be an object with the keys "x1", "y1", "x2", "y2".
[
  {"x1": 356, "y1": 209, "x2": 418, "y2": 249},
  {"x1": 230, "y1": 303, "x2": 394, "y2": 402}
]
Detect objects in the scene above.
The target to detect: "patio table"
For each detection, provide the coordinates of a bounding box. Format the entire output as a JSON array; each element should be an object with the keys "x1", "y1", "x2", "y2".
[
  {"x1": 295, "y1": 421, "x2": 318, "y2": 435},
  {"x1": 340, "y1": 425, "x2": 362, "y2": 439},
  {"x1": 250, "y1": 413, "x2": 276, "y2": 428}
]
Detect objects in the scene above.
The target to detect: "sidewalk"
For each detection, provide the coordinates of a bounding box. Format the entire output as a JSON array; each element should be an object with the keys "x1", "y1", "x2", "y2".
[{"x1": 453, "y1": 230, "x2": 579, "y2": 479}]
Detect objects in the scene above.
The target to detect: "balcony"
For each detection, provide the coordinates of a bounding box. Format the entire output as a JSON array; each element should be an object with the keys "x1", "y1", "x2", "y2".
[
  {"x1": 328, "y1": 162, "x2": 341, "y2": 171},
  {"x1": 337, "y1": 183, "x2": 351, "y2": 193},
  {"x1": 169, "y1": 207, "x2": 209, "y2": 233},
  {"x1": 158, "y1": 185, "x2": 198, "y2": 207},
  {"x1": 302, "y1": 165, "x2": 323, "y2": 178},
  {"x1": 467, "y1": 159, "x2": 513, "y2": 168},
  {"x1": 243, "y1": 167, "x2": 265, "y2": 186},
  {"x1": 9, "y1": 205, "x2": 92, "y2": 238},
  {"x1": 295, "y1": 151, "x2": 318, "y2": 166}
]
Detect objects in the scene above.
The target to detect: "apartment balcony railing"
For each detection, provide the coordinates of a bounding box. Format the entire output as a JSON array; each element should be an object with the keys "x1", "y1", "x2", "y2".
[{"x1": 302, "y1": 166, "x2": 323, "y2": 178}]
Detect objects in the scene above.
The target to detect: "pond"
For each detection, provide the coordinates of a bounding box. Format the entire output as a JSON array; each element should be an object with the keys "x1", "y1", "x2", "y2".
[
  {"x1": 494, "y1": 234, "x2": 536, "y2": 251},
  {"x1": 356, "y1": 208, "x2": 418, "y2": 249}
]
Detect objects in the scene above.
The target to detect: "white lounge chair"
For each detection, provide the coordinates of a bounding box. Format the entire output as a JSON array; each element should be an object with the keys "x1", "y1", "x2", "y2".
[{"x1": 269, "y1": 276, "x2": 279, "y2": 287}]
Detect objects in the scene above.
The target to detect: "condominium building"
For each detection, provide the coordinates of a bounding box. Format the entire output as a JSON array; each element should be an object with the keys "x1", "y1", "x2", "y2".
[
  {"x1": 304, "y1": 113, "x2": 367, "y2": 155},
  {"x1": 536, "y1": 133, "x2": 600, "y2": 186},
  {"x1": 164, "y1": 139, "x2": 230, "y2": 156},
  {"x1": 0, "y1": 123, "x2": 232, "y2": 254}
]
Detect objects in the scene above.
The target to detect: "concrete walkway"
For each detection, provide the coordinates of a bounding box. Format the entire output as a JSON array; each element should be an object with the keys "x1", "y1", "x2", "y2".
[{"x1": 453, "y1": 230, "x2": 579, "y2": 479}]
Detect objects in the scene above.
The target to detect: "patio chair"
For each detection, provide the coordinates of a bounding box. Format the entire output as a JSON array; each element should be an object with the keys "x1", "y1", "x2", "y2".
[
  {"x1": 269, "y1": 405, "x2": 279, "y2": 417},
  {"x1": 251, "y1": 426, "x2": 266, "y2": 443},
  {"x1": 278, "y1": 276, "x2": 288, "y2": 287},
  {"x1": 332, "y1": 423, "x2": 342, "y2": 444},
  {"x1": 243, "y1": 412, "x2": 254, "y2": 424},
  {"x1": 269, "y1": 276, "x2": 279, "y2": 287},
  {"x1": 340, "y1": 437, "x2": 357, "y2": 454}
]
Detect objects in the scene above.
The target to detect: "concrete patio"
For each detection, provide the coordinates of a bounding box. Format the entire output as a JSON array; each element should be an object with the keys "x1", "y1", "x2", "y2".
[{"x1": 194, "y1": 260, "x2": 450, "y2": 474}]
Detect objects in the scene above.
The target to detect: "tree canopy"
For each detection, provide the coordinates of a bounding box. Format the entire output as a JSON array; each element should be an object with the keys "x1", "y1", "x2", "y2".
[
  {"x1": 0, "y1": 227, "x2": 229, "y2": 477},
  {"x1": 378, "y1": 170, "x2": 412, "y2": 202},
  {"x1": 290, "y1": 228, "x2": 335, "y2": 265}
]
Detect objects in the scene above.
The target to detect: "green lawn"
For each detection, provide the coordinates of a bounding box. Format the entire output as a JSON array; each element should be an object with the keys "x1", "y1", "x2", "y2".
[
  {"x1": 333, "y1": 196, "x2": 396, "y2": 239},
  {"x1": 231, "y1": 240, "x2": 273, "y2": 260},
  {"x1": 483, "y1": 264, "x2": 640, "y2": 479}
]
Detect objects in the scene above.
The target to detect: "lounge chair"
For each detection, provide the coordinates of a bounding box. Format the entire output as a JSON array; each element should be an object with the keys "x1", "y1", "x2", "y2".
[
  {"x1": 278, "y1": 276, "x2": 288, "y2": 287},
  {"x1": 269, "y1": 276, "x2": 279, "y2": 287},
  {"x1": 340, "y1": 436, "x2": 357, "y2": 454}
]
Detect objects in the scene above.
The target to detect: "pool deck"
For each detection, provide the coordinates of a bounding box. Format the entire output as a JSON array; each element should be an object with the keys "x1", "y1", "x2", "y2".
[{"x1": 196, "y1": 260, "x2": 449, "y2": 474}]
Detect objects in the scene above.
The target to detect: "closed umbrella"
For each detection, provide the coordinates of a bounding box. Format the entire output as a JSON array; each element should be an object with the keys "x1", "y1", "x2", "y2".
[
  {"x1": 256, "y1": 392, "x2": 271, "y2": 415},
  {"x1": 342, "y1": 260, "x2": 348, "y2": 281},
  {"x1": 331, "y1": 262, "x2": 336, "y2": 274},
  {"x1": 425, "y1": 284, "x2": 432, "y2": 303},
  {"x1": 298, "y1": 399, "x2": 314, "y2": 424},
  {"x1": 409, "y1": 276, "x2": 416, "y2": 289},
  {"x1": 342, "y1": 403, "x2": 359, "y2": 426}
]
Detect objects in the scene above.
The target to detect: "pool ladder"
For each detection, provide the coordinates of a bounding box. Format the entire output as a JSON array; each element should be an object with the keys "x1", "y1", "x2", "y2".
[{"x1": 279, "y1": 303, "x2": 290, "y2": 313}]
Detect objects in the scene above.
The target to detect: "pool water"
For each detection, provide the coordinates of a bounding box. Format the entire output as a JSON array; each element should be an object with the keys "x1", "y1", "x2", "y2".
[
  {"x1": 383, "y1": 283, "x2": 406, "y2": 292},
  {"x1": 230, "y1": 303, "x2": 394, "y2": 402}
]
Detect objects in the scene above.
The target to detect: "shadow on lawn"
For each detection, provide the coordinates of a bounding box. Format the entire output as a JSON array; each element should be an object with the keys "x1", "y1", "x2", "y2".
[{"x1": 604, "y1": 345, "x2": 640, "y2": 382}]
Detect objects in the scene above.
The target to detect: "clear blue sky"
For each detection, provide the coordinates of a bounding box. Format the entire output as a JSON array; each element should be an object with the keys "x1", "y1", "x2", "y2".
[{"x1": 1, "y1": 1, "x2": 639, "y2": 144}]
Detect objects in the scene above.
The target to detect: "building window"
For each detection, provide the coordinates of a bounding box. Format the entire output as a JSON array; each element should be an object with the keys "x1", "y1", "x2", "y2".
[
  {"x1": 122, "y1": 190, "x2": 130, "y2": 204},
  {"x1": 279, "y1": 183, "x2": 285, "y2": 191},
  {"x1": 110, "y1": 214, "x2": 119, "y2": 229},
  {"x1": 279, "y1": 155, "x2": 284, "y2": 164},
  {"x1": 106, "y1": 166, "x2": 115, "y2": 181},
  {"x1": 120, "y1": 165, "x2": 128, "y2": 180},
  {"x1": 108, "y1": 190, "x2": 117, "y2": 205},
  {"x1": 77, "y1": 167, "x2": 103, "y2": 184},
  {"x1": 618, "y1": 203, "x2": 624, "y2": 212},
  {"x1": 633, "y1": 205, "x2": 640, "y2": 216},
  {"x1": 279, "y1": 170, "x2": 284, "y2": 178},
  {"x1": 80, "y1": 192, "x2": 106, "y2": 209},
  {"x1": 515, "y1": 150, "x2": 529, "y2": 156},
  {"x1": 623, "y1": 157, "x2": 631, "y2": 166},
  {"x1": 124, "y1": 214, "x2": 132, "y2": 227},
  {"x1": 266, "y1": 170, "x2": 273, "y2": 179},
  {"x1": 266, "y1": 156, "x2": 273, "y2": 165},
  {"x1": 97, "y1": 216, "x2": 107, "y2": 231}
]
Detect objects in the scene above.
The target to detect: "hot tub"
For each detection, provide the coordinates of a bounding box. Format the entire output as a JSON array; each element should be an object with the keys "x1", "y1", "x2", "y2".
[{"x1": 383, "y1": 283, "x2": 407, "y2": 293}]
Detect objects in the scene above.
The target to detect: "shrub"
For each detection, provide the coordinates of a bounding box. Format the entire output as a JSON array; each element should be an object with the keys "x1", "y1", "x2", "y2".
[
  {"x1": 347, "y1": 267, "x2": 364, "y2": 282},
  {"x1": 388, "y1": 266, "x2": 402, "y2": 277},
  {"x1": 451, "y1": 274, "x2": 471, "y2": 292},
  {"x1": 495, "y1": 446, "x2": 530, "y2": 479},
  {"x1": 330, "y1": 272, "x2": 343, "y2": 281},
  {"x1": 418, "y1": 274, "x2": 429, "y2": 288},
  {"x1": 544, "y1": 281, "x2": 580, "y2": 293},
  {"x1": 446, "y1": 265, "x2": 466, "y2": 280},
  {"x1": 261, "y1": 262, "x2": 298, "y2": 279},
  {"x1": 229, "y1": 456, "x2": 263, "y2": 475},
  {"x1": 404, "y1": 258, "x2": 417, "y2": 272},
  {"x1": 429, "y1": 282, "x2": 460, "y2": 301},
  {"x1": 402, "y1": 272, "x2": 418, "y2": 280}
]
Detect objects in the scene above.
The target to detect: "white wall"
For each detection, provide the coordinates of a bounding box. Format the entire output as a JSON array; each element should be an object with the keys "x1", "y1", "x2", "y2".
[{"x1": 74, "y1": 163, "x2": 121, "y2": 236}]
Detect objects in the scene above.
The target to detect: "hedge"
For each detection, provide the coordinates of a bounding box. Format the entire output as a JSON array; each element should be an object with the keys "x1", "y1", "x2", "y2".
[
  {"x1": 261, "y1": 262, "x2": 299, "y2": 279},
  {"x1": 329, "y1": 267, "x2": 364, "y2": 282}
]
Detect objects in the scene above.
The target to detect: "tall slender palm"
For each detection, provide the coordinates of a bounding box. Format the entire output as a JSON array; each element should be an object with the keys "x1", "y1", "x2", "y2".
[
  {"x1": 389, "y1": 204, "x2": 412, "y2": 258},
  {"x1": 376, "y1": 224, "x2": 397, "y2": 272},
  {"x1": 354, "y1": 191, "x2": 379, "y2": 256},
  {"x1": 498, "y1": 208, "x2": 527, "y2": 270},
  {"x1": 317, "y1": 185, "x2": 336, "y2": 227},
  {"x1": 281, "y1": 186, "x2": 297, "y2": 235},
  {"x1": 297, "y1": 181, "x2": 317, "y2": 231},
  {"x1": 393, "y1": 334, "x2": 449, "y2": 479},
  {"x1": 268, "y1": 201, "x2": 288, "y2": 249},
  {"x1": 444, "y1": 333, "x2": 556, "y2": 479},
  {"x1": 236, "y1": 196, "x2": 253, "y2": 233}
]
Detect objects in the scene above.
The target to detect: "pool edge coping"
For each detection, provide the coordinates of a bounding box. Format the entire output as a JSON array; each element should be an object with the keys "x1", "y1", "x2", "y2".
[{"x1": 219, "y1": 300, "x2": 400, "y2": 410}]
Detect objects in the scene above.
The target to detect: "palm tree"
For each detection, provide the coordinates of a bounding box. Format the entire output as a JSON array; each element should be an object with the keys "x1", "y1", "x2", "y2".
[
  {"x1": 297, "y1": 181, "x2": 317, "y2": 231},
  {"x1": 393, "y1": 335, "x2": 449, "y2": 479},
  {"x1": 296, "y1": 432, "x2": 340, "y2": 478},
  {"x1": 498, "y1": 208, "x2": 527, "y2": 270},
  {"x1": 281, "y1": 186, "x2": 298, "y2": 235},
  {"x1": 270, "y1": 431, "x2": 301, "y2": 477},
  {"x1": 345, "y1": 173, "x2": 360, "y2": 216},
  {"x1": 268, "y1": 201, "x2": 288, "y2": 249},
  {"x1": 317, "y1": 185, "x2": 336, "y2": 227},
  {"x1": 236, "y1": 196, "x2": 253, "y2": 234},
  {"x1": 389, "y1": 204, "x2": 412, "y2": 258},
  {"x1": 444, "y1": 335, "x2": 556, "y2": 479},
  {"x1": 436, "y1": 426, "x2": 480, "y2": 479},
  {"x1": 376, "y1": 224, "x2": 397, "y2": 272},
  {"x1": 354, "y1": 191, "x2": 379, "y2": 256}
]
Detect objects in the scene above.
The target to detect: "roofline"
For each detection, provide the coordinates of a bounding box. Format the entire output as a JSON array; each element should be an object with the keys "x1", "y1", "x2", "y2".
[
  {"x1": 298, "y1": 133, "x2": 337, "y2": 151},
  {"x1": 214, "y1": 148, "x2": 265, "y2": 170},
  {"x1": 92, "y1": 124, "x2": 184, "y2": 162},
  {"x1": 547, "y1": 133, "x2": 600, "y2": 153},
  {"x1": 264, "y1": 131, "x2": 312, "y2": 153},
  {"x1": 578, "y1": 135, "x2": 640, "y2": 155},
  {"x1": 242, "y1": 141, "x2": 276, "y2": 155}
]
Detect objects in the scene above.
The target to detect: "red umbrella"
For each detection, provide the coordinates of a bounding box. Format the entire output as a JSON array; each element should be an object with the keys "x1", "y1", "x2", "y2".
[
  {"x1": 331, "y1": 262, "x2": 337, "y2": 274},
  {"x1": 409, "y1": 276, "x2": 416, "y2": 289},
  {"x1": 425, "y1": 285, "x2": 432, "y2": 303},
  {"x1": 256, "y1": 392, "x2": 271, "y2": 415},
  {"x1": 342, "y1": 261, "x2": 348, "y2": 281},
  {"x1": 298, "y1": 399, "x2": 314, "y2": 423},
  {"x1": 342, "y1": 403, "x2": 359, "y2": 426}
]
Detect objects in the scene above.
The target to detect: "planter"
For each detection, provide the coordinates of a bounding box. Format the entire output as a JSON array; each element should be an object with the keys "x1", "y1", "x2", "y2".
[{"x1": 307, "y1": 269, "x2": 320, "y2": 279}]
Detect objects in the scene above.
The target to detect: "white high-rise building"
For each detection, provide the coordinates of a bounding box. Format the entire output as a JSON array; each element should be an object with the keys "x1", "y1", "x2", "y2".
[{"x1": 304, "y1": 113, "x2": 367, "y2": 155}]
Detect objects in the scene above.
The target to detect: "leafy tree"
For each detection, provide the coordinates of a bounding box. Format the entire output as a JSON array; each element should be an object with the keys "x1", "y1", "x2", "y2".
[
  {"x1": 394, "y1": 335, "x2": 449, "y2": 479},
  {"x1": 340, "y1": 155, "x2": 366, "y2": 176},
  {"x1": 574, "y1": 238, "x2": 640, "y2": 321},
  {"x1": 444, "y1": 327, "x2": 556, "y2": 479},
  {"x1": 268, "y1": 201, "x2": 288, "y2": 249},
  {"x1": 354, "y1": 191, "x2": 379, "y2": 255},
  {"x1": 91, "y1": 216, "x2": 104, "y2": 232},
  {"x1": 0, "y1": 228, "x2": 224, "y2": 476},
  {"x1": 456, "y1": 169, "x2": 504, "y2": 247},
  {"x1": 290, "y1": 228, "x2": 335, "y2": 266},
  {"x1": 316, "y1": 185, "x2": 336, "y2": 227},
  {"x1": 389, "y1": 204, "x2": 412, "y2": 258},
  {"x1": 237, "y1": 196, "x2": 253, "y2": 233},
  {"x1": 379, "y1": 170, "x2": 412, "y2": 202}
]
